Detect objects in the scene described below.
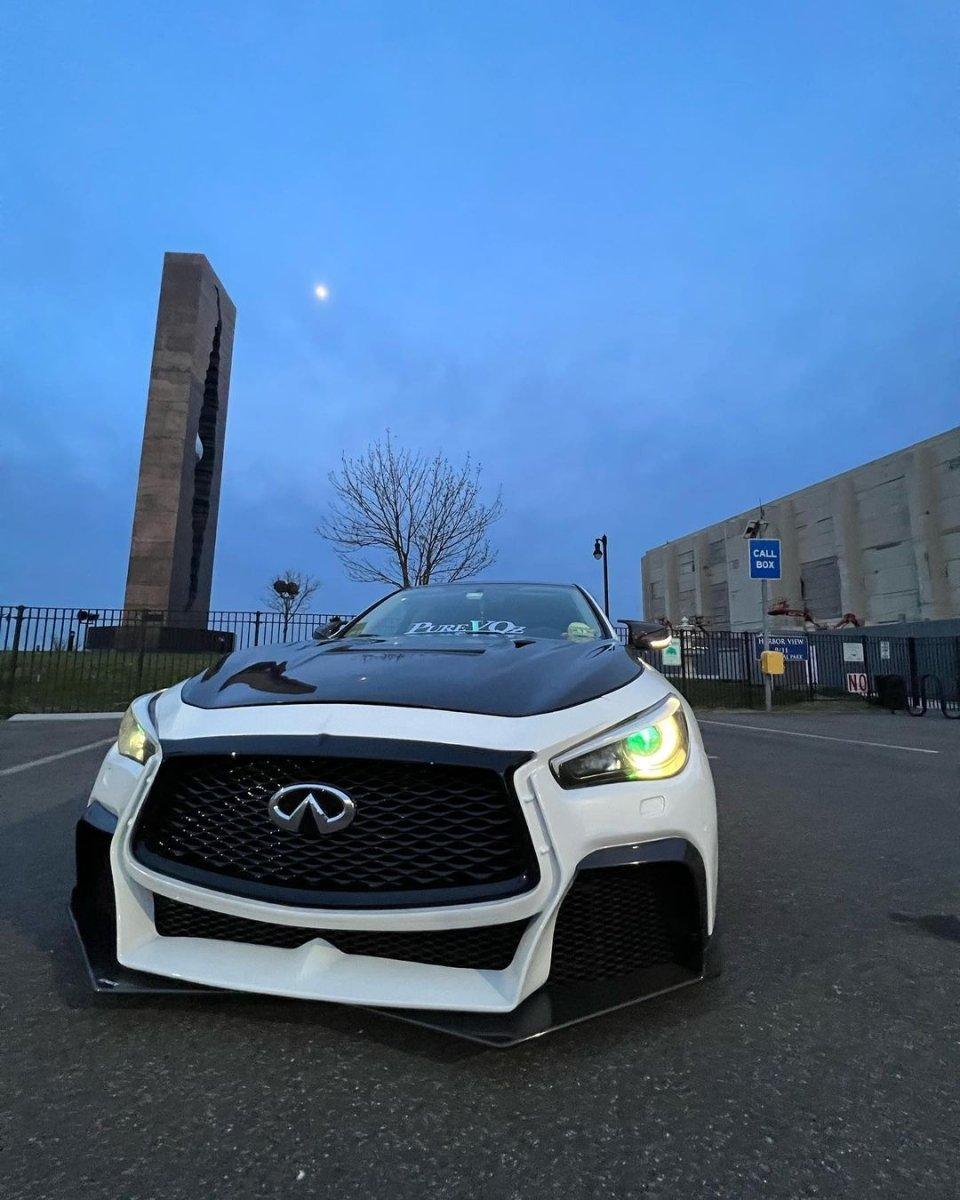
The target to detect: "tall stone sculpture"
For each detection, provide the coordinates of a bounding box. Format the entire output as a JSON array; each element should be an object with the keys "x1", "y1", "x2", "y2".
[{"x1": 122, "y1": 253, "x2": 236, "y2": 644}]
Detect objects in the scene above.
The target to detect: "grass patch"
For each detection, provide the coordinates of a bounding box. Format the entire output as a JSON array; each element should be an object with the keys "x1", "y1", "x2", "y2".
[{"x1": 0, "y1": 650, "x2": 221, "y2": 716}]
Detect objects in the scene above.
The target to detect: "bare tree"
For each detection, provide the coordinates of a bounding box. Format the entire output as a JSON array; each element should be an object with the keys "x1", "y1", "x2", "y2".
[
  {"x1": 264, "y1": 569, "x2": 321, "y2": 637},
  {"x1": 319, "y1": 435, "x2": 502, "y2": 587}
]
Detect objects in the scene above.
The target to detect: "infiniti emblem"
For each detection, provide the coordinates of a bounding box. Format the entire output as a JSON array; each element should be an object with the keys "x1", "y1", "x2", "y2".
[{"x1": 267, "y1": 783, "x2": 356, "y2": 835}]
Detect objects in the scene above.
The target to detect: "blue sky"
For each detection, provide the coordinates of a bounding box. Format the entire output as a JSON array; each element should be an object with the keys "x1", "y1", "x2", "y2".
[{"x1": 3, "y1": 1, "x2": 957, "y2": 617}]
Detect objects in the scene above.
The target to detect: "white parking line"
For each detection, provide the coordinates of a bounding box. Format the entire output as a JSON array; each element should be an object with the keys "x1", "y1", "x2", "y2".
[
  {"x1": 0, "y1": 738, "x2": 115, "y2": 777},
  {"x1": 699, "y1": 719, "x2": 938, "y2": 755}
]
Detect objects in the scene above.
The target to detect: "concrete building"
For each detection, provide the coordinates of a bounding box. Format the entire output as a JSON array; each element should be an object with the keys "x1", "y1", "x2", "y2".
[{"x1": 641, "y1": 426, "x2": 960, "y2": 631}]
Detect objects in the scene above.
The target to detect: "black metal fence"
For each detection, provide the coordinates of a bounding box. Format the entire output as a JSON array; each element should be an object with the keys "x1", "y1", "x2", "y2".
[
  {"x1": 639, "y1": 628, "x2": 960, "y2": 713},
  {"x1": 2, "y1": 605, "x2": 959, "y2": 717},
  {"x1": 0, "y1": 606, "x2": 354, "y2": 716}
]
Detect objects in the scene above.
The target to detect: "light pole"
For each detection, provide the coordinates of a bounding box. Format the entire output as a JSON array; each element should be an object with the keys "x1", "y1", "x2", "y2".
[
  {"x1": 743, "y1": 511, "x2": 773, "y2": 713},
  {"x1": 76, "y1": 609, "x2": 99, "y2": 652},
  {"x1": 593, "y1": 535, "x2": 610, "y2": 617}
]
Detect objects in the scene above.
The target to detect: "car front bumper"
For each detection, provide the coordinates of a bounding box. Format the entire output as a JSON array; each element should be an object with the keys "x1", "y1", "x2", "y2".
[
  {"x1": 73, "y1": 687, "x2": 719, "y2": 1045},
  {"x1": 73, "y1": 802, "x2": 718, "y2": 1046}
]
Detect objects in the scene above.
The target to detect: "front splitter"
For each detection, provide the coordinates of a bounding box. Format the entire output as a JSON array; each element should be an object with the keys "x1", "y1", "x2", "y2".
[
  {"x1": 70, "y1": 892, "x2": 707, "y2": 1046},
  {"x1": 370, "y1": 962, "x2": 703, "y2": 1046},
  {"x1": 70, "y1": 893, "x2": 227, "y2": 995}
]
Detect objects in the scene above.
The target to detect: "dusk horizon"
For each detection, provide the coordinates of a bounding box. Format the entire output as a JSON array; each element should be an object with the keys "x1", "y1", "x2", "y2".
[{"x1": 4, "y1": 2, "x2": 957, "y2": 618}]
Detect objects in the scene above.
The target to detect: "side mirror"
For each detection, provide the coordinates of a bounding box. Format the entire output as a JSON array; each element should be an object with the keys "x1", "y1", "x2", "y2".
[
  {"x1": 619, "y1": 619, "x2": 672, "y2": 652},
  {"x1": 313, "y1": 616, "x2": 347, "y2": 641}
]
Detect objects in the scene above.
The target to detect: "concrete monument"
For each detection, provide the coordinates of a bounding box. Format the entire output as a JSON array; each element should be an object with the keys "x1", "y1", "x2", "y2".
[{"x1": 92, "y1": 254, "x2": 236, "y2": 651}]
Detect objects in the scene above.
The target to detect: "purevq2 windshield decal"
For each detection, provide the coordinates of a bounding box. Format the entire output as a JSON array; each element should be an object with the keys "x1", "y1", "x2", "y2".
[{"x1": 405, "y1": 620, "x2": 526, "y2": 635}]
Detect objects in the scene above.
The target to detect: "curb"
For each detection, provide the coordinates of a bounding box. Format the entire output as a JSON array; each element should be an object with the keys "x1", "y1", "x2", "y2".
[{"x1": 6, "y1": 712, "x2": 124, "y2": 723}]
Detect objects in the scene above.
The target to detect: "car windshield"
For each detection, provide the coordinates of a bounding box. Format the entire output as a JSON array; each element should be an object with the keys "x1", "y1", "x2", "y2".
[{"x1": 344, "y1": 583, "x2": 606, "y2": 643}]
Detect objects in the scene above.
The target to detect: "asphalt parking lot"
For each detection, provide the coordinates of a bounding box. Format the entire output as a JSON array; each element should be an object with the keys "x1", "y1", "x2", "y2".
[{"x1": 1, "y1": 709, "x2": 958, "y2": 1199}]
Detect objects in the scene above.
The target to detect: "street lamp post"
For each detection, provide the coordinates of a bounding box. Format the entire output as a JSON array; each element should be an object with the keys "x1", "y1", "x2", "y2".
[{"x1": 593, "y1": 535, "x2": 610, "y2": 617}]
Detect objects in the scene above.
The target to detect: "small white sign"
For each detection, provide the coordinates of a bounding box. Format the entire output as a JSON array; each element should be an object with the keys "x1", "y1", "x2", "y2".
[
  {"x1": 842, "y1": 642, "x2": 865, "y2": 664},
  {"x1": 661, "y1": 637, "x2": 682, "y2": 668},
  {"x1": 880, "y1": 641, "x2": 891, "y2": 661},
  {"x1": 846, "y1": 671, "x2": 869, "y2": 696}
]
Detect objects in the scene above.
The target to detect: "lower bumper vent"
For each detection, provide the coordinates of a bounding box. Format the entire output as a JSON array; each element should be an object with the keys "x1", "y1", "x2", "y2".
[
  {"x1": 153, "y1": 894, "x2": 528, "y2": 971},
  {"x1": 548, "y1": 862, "x2": 701, "y2": 984}
]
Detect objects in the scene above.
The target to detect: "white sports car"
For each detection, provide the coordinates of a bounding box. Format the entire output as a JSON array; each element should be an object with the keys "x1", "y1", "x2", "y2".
[{"x1": 73, "y1": 582, "x2": 719, "y2": 1045}]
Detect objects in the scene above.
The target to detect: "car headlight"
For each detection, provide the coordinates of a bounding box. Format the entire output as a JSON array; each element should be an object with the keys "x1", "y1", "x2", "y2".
[
  {"x1": 551, "y1": 696, "x2": 689, "y2": 787},
  {"x1": 117, "y1": 703, "x2": 158, "y2": 765}
]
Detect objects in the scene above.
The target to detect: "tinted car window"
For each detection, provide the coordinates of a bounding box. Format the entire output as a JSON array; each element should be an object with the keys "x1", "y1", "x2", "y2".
[{"x1": 346, "y1": 584, "x2": 605, "y2": 642}]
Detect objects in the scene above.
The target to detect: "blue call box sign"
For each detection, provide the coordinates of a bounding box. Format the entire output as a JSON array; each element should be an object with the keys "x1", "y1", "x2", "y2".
[
  {"x1": 749, "y1": 538, "x2": 782, "y2": 580},
  {"x1": 754, "y1": 634, "x2": 808, "y2": 662}
]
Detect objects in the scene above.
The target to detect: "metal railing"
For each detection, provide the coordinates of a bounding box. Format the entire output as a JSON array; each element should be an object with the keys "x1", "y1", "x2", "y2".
[
  {"x1": 2, "y1": 606, "x2": 958, "y2": 717},
  {"x1": 638, "y1": 627, "x2": 960, "y2": 713},
  {"x1": 0, "y1": 606, "x2": 354, "y2": 716}
]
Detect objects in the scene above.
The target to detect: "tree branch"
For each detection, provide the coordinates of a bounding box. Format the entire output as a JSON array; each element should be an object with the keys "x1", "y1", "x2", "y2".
[{"x1": 318, "y1": 436, "x2": 503, "y2": 588}]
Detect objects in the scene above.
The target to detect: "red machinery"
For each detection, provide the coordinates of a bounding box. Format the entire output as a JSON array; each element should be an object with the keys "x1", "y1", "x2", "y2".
[{"x1": 766, "y1": 598, "x2": 862, "y2": 630}]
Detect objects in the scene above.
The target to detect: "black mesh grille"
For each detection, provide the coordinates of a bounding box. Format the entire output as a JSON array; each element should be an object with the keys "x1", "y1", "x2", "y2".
[
  {"x1": 153, "y1": 894, "x2": 528, "y2": 970},
  {"x1": 133, "y1": 754, "x2": 537, "y2": 907},
  {"x1": 548, "y1": 863, "x2": 700, "y2": 984}
]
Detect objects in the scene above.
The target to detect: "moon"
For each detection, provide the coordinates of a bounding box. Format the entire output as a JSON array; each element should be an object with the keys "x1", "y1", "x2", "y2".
[{"x1": 314, "y1": 283, "x2": 330, "y2": 301}]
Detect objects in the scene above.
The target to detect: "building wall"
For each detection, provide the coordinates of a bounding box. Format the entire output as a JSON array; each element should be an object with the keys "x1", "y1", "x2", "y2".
[{"x1": 641, "y1": 426, "x2": 960, "y2": 631}]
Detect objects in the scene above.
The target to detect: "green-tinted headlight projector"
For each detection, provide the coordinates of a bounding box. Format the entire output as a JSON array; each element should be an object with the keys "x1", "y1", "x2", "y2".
[
  {"x1": 625, "y1": 725, "x2": 663, "y2": 759},
  {"x1": 551, "y1": 695, "x2": 690, "y2": 787}
]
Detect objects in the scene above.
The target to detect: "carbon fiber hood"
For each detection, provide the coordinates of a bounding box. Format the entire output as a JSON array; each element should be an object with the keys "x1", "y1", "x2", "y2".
[{"x1": 180, "y1": 633, "x2": 642, "y2": 717}]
